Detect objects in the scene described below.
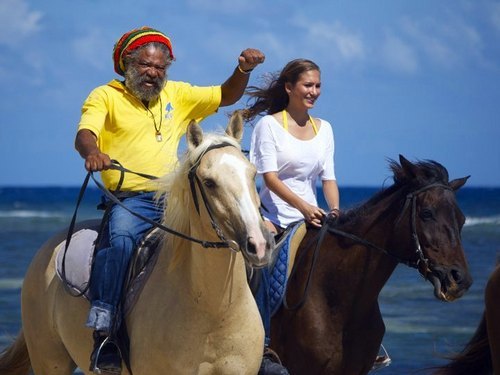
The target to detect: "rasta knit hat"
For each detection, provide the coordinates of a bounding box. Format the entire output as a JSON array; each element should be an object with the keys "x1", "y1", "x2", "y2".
[{"x1": 112, "y1": 26, "x2": 174, "y2": 76}]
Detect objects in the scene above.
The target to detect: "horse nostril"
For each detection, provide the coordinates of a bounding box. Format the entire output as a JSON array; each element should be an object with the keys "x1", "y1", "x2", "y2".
[
  {"x1": 246, "y1": 239, "x2": 256, "y2": 255},
  {"x1": 451, "y1": 268, "x2": 463, "y2": 284}
]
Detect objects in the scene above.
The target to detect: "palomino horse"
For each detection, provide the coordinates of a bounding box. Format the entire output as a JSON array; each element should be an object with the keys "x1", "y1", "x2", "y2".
[
  {"x1": 270, "y1": 155, "x2": 473, "y2": 375},
  {"x1": 0, "y1": 112, "x2": 274, "y2": 375},
  {"x1": 433, "y1": 261, "x2": 500, "y2": 375}
]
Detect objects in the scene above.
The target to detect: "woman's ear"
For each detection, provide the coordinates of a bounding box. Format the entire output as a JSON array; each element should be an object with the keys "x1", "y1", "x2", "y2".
[{"x1": 285, "y1": 82, "x2": 292, "y2": 94}]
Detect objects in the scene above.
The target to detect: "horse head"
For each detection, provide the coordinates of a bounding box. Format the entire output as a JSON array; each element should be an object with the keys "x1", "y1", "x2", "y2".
[
  {"x1": 178, "y1": 110, "x2": 274, "y2": 268},
  {"x1": 389, "y1": 155, "x2": 472, "y2": 301}
]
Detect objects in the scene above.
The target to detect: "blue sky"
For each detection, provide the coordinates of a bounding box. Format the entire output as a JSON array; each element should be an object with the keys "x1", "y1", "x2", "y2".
[{"x1": 0, "y1": 0, "x2": 499, "y2": 187}]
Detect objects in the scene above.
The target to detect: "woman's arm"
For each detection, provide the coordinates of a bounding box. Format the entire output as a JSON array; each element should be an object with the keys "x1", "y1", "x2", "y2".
[
  {"x1": 263, "y1": 171, "x2": 326, "y2": 228},
  {"x1": 322, "y1": 179, "x2": 340, "y2": 216}
]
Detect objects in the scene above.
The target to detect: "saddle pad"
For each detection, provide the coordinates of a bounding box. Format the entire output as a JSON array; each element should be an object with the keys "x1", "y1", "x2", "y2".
[
  {"x1": 55, "y1": 228, "x2": 98, "y2": 299},
  {"x1": 269, "y1": 221, "x2": 306, "y2": 315},
  {"x1": 55, "y1": 226, "x2": 162, "y2": 316}
]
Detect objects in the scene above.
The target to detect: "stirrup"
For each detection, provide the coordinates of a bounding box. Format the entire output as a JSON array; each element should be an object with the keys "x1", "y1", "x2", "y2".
[
  {"x1": 259, "y1": 346, "x2": 290, "y2": 375},
  {"x1": 263, "y1": 346, "x2": 283, "y2": 364},
  {"x1": 91, "y1": 335, "x2": 122, "y2": 374},
  {"x1": 370, "y1": 344, "x2": 391, "y2": 372}
]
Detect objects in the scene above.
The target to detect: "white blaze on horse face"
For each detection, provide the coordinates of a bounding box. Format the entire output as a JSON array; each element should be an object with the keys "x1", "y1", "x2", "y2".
[{"x1": 220, "y1": 153, "x2": 268, "y2": 260}]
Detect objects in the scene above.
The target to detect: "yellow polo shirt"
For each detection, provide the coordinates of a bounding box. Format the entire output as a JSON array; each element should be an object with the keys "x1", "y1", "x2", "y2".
[{"x1": 78, "y1": 79, "x2": 221, "y2": 191}]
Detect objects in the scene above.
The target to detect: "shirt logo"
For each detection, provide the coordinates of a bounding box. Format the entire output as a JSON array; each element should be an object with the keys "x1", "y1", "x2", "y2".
[{"x1": 165, "y1": 102, "x2": 174, "y2": 120}]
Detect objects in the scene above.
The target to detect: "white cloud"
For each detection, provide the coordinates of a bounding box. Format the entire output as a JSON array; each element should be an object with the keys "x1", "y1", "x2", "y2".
[
  {"x1": 252, "y1": 32, "x2": 290, "y2": 61},
  {"x1": 399, "y1": 14, "x2": 487, "y2": 69},
  {"x1": 290, "y1": 16, "x2": 365, "y2": 63},
  {"x1": 488, "y1": 1, "x2": 500, "y2": 32},
  {"x1": 185, "y1": 0, "x2": 255, "y2": 14},
  {"x1": 400, "y1": 17, "x2": 457, "y2": 68},
  {"x1": 379, "y1": 33, "x2": 419, "y2": 74},
  {"x1": 0, "y1": 0, "x2": 43, "y2": 46},
  {"x1": 72, "y1": 29, "x2": 110, "y2": 71}
]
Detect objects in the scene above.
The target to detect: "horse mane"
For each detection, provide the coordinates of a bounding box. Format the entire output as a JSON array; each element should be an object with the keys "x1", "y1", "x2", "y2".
[
  {"x1": 155, "y1": 130, "x2": 241, "y2": 236},
  {"x1": 336, "y1": 158, "x2": 451, "y2": 229},
  {"x1": 390, "y1": 158, "x2": 450, "y2": 189}
]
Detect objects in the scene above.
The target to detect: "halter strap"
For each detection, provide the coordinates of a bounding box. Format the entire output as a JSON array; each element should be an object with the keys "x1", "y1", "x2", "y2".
[{"x1": 282, "y1": 110, "x2": 318, "y2": 135}]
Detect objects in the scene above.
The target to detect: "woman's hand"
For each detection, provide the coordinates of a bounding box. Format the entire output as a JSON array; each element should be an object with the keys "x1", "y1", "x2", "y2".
[
  {"x1": 329, "y1": 207, "x2": 341, "y2": 219},
  {"x1": 299, "y1": 202, "x2": 326, "y2": 228}
]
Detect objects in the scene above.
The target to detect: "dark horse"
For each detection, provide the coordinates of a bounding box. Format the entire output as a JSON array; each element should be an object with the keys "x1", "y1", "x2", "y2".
[
  {"x1": 270, "y1": 155, "x2": 473, "y2": 375},
  {"x1": 432, "y1": 261, "x2": 500, "y2": 375}
]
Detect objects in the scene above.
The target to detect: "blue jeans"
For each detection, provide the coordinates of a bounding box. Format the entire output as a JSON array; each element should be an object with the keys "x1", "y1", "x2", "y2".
[
  {"x1": 254, "y1": 267, "x2": 271, "y2": 347},
  {"x1": 86, "y1": 192, "x2": 163, "y2": 334}
]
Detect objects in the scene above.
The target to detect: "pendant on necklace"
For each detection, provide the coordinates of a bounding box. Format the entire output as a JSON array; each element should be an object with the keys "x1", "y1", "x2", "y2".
[{"x1": 156, "y1": 131, "x2": 163, "y2": 142}]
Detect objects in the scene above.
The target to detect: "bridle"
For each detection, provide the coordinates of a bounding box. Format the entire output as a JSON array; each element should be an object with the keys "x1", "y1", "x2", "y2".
[
  {"x1": 61, "y1": 142, "x2": 245, "y2": 297},
  {"x1": 284, "y1": 182, "x2": 453, "y2": 310},
  {"x1": 187, "y1": 141, "x2": 240, "y2": 252},
  {"x1": 329, "y1": 182, "x2": 453, "y2": 273},
  {"x1": 66, "y1": 142, "x2": 243, "y2": 256}
]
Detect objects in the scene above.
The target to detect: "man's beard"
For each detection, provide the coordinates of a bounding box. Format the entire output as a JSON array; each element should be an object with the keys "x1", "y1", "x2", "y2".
[{"x1": 125, "y1": 65, "x2": 166, "y2": 102}]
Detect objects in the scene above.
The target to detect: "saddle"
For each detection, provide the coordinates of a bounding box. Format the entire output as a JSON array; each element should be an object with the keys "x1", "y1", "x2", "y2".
[
  {"x1": 55, "y1": 223, "x2": 162, "y2": 316},
  {"x1": 269, "y1": 221, "x2": 306, "y2": 314},
  {"x1": 248, "y1": 221, "x2": 307, "y2": 315}
]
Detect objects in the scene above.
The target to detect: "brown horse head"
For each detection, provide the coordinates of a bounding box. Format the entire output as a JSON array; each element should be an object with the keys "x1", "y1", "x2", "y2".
[{"x1": 388, "y1": 155, "x2": 472, "y2": 301}]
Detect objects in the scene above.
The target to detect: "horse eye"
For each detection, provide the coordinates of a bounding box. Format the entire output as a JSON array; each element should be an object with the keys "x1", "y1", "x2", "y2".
[
  {"x1": 203, "y1": 178, "x2": 216, "y2": 189},
  {"x1": 420, "y1": 208, "x2": 434, "y2": 221}
]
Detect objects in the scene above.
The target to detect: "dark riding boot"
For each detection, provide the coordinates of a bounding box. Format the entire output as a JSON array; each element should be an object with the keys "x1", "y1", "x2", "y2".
[
  {"x1": 258, "y1": 347, "x2": 290, "y2": 375},
  {"x1": 89, "y1": 330, "x2": 122, "y2": 374}
]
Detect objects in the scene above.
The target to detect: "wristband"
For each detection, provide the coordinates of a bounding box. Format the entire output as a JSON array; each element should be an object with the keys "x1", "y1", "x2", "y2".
[{"x1": 237, "y1": 65, "x2": 253, "y2": 74}]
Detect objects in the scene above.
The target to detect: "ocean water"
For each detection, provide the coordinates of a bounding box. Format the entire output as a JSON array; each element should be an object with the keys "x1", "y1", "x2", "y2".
[{"x1": 0, "y1": 186, "x2": 499, "y2": 374}]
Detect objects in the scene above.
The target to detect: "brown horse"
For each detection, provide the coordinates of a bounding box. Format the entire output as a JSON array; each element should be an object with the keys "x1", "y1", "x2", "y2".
[
  {"x1": 432, "y1": 261, "x2": 500, "y2": 375},
  {"x1": 270, "y1": 155, "x2": 473, "y2": 375}
]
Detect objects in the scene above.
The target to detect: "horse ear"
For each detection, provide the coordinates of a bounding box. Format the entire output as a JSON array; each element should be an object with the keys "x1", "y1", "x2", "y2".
[
  {"x1": 187, "y1": 120, "x2": 203, "y2": 150},
  {"x1": 399, "y1": 154, "x2": 418, "y2": 178},
  {"x1": 226, "y1": 110, "x2": 244, "y2": 142},
  {"x1": 449, "y1": 176, "x2": 470, "y2": 191}
]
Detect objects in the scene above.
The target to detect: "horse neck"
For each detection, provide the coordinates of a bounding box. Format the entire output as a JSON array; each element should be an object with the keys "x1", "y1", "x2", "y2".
[
  {"x1": 155, "y1": 215, "x2": 250, "y2": 310},
  {"x1": 152, "y1": 173, "x2": 252, "y2": 312},
  {"x1": 326, "y1": 192, "x2": 404, "y2": 302}
]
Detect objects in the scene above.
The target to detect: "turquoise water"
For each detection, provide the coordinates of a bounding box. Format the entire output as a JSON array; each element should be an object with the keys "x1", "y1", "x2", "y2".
[{"x1": 0, "y1": 186, "x2": 499, "y2": 374}]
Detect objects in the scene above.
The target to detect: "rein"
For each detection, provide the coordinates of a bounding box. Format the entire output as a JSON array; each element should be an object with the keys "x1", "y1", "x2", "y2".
[
  {"x1": 283, "y1": 182, "x2": 453, "y2": 311},
  {"x1": 89, "y1": 172, "x2": 235, "y2": 250},
  {"x1": 330, "y1": 183, "x2": 453, "y2": 271},
  {"x1": 63, "y1": 145, "x2": 245, "y2": 288},
  {"x1": 61, "y1": 154, "x2": 239, "y2": 297}
]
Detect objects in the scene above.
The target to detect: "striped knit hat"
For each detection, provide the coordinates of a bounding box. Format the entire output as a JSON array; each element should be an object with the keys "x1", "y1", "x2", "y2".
[{"x1": 113, "y1": 26, "x2": 174, "y2": 76}]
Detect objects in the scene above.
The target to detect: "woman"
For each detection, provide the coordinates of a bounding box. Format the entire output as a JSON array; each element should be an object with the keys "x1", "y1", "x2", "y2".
[
  {"x1": 246, "y1": 58, "x2": 340, "y2": 233},
  {"x1": 244, "y1": 59, "x2": 340, "y2": 375},
  {"x1": 245, "y1": 59, "x2": 391, "y2": 375}
]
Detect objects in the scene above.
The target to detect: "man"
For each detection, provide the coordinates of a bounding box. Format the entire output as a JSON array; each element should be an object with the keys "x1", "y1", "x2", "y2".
[{"x1": 75, "y1": 26, "x2": 267, "y2": 374}]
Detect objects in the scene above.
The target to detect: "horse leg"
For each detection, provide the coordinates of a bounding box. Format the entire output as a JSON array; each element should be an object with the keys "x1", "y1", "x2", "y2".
[
  {"x1": 485, "y1": 265, "x2": 500, "y2": 374},
  {"x1": 20, "y1": 238, "x2": 77, "y2": 375},
  {"x1": 22, "y1": 285, "x2": 77, "y2": 375}
]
